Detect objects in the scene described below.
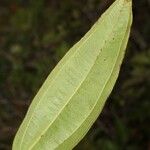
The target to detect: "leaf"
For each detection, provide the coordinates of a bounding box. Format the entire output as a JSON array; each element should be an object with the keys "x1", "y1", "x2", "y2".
[{"x1": 13, "y1": 0, "x2": 132, "y2": 149}]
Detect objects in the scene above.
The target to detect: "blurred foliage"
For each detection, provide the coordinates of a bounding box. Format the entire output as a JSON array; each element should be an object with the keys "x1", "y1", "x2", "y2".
[{"x1": 0, "y1": 0, "x2": 149, "y2": 150}]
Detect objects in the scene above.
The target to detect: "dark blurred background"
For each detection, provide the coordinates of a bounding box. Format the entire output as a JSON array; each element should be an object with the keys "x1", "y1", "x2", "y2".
[{"x1": 0, "y1": 0, "x2": 149, "y2": 149}]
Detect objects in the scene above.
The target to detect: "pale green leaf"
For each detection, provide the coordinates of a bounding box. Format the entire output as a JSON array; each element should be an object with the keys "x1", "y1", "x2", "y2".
[{"x1": 13, "y1": 0, "x2": 132, "y2": 149}]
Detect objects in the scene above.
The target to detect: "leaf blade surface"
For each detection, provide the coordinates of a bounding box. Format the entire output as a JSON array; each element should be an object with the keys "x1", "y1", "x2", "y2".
[{"x1": 13, "y1": 0, "x2": 132, "y2": 149}]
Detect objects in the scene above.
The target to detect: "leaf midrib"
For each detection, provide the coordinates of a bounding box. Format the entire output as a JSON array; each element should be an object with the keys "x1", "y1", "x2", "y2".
[
  {"x1": 29, "y1": 4, "x2": 124, "y2": 150},
  {"x1": 18, "y1": 2, "x2": 120, "y2": 149}
]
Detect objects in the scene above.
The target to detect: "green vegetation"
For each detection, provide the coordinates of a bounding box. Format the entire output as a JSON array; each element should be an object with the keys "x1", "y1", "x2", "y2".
[
  {"x1": 0, "y1": 0, "x2": 149, "y2": 150},
  {"x1": 13, "y1": 0, "x2": 132, "y2": 149}
]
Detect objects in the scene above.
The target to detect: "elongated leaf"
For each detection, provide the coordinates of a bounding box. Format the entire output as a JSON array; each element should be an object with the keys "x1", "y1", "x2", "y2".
[{"x1": 13, "y1": 0, "x2": 132, "y2": 149}]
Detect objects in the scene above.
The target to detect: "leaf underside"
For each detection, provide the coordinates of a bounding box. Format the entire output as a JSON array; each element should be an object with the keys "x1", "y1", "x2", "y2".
[{"x1": 13, "y1": 0, "x2": 132, "y2": 149}]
